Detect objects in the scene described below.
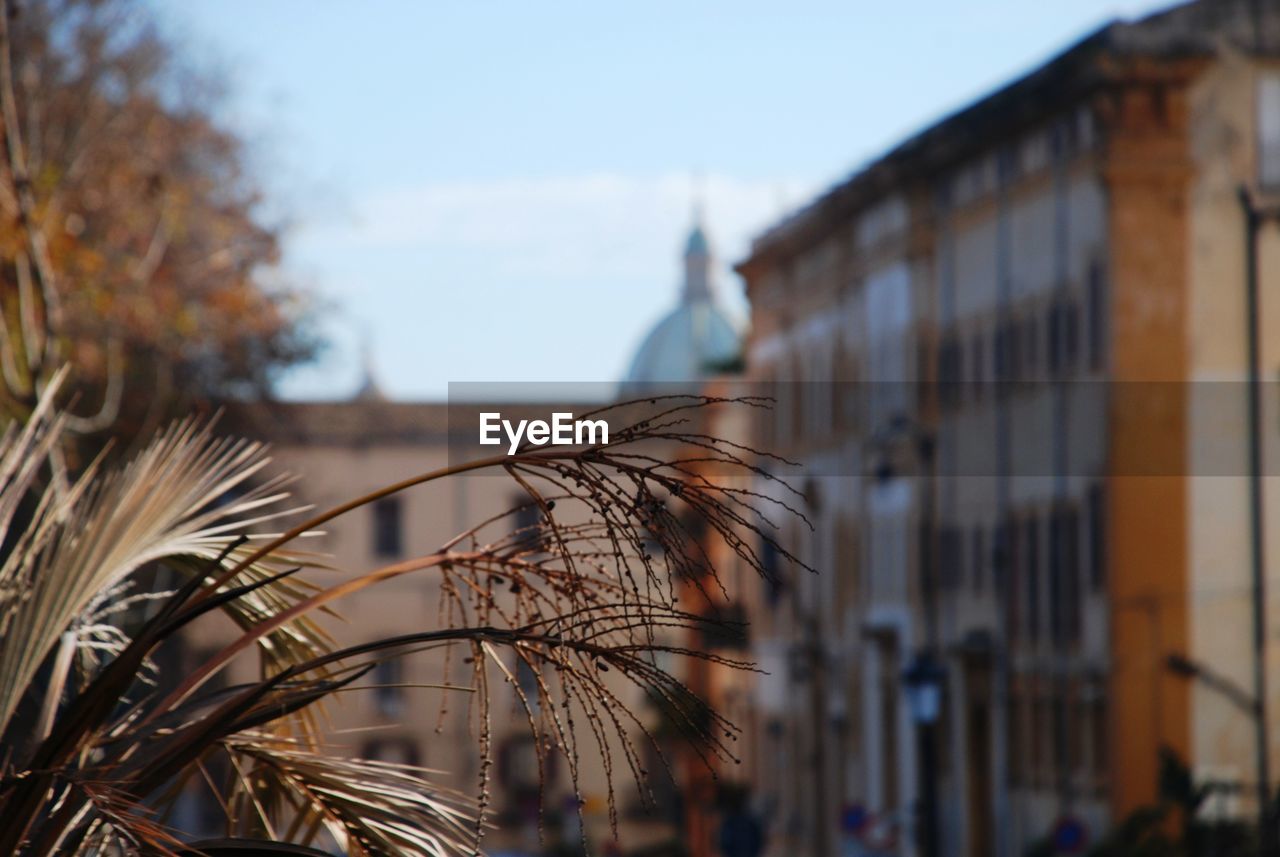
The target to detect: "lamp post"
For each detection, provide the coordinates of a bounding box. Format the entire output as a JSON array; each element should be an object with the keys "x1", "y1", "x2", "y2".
[
  {"x1": 869, "y1": 415, "x2": 941, "y2": 857},
  {"x1": 1239, "y1": 185, "x2": 1280, "y2": 857},
  {"x1": 904, "y1": 652, "x2": 945, "y2": 857}
]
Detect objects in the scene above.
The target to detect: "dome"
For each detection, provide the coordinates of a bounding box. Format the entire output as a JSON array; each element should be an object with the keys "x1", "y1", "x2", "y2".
[
  {"x1": 622, "y1": 213, "x2": 742, "y2": 392},
  {"x1": 623, "y1": 301, "x2": 740, "y2": 389}
]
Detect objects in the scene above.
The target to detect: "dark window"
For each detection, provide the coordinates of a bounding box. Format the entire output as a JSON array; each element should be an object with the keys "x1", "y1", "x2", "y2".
[
  {"x1": 1049, "y1": 297, "x2": 1080, "y2": 375},
  {"x1": 919, "y1": 519, "x2": 936, "y2": 600},
  {"x1": 1022, "y1": 313, "x2": 1039, "y2": 377},
  {"x1": 998, "y1": 146, "x2": 1018, "y2": 185},
  {"x1": 993, "y1": 325, "x2": 1008, "y2": 384},
  {"x1": 361, "y1": 737, "x2": 419, "y2": 766},
  {"x1": 1048, "y1": 511, "x2": 1063, "y2": 644},
  {"x1": 762, "y1": 536, "x2": 784, "y2": 607},
  {"x1": 758, "y1": 376, "x2": 775, "y2": 447},
  {"x1": 1008, "y1": 689, "x2": 1025, "y2": 786},
  {"x1": 1052, "y1": 691, "x2": 1069, "y2": 781},
  {"x1": 1050, "y1": 505, "x2": 1081, "y2": 645},
  {"x1": 994, "y1": 320, "x2": 1018, "y2": 385},
  {"x1": 515, "y1": 657, "x2": 541, "y2": 715},
  {"x1": 1064, "y1": 506, "x2": 1081, "y2": 642},
  {"x1": 917, "y1": 341, "x2": 932, "y2": 411},
  {"x1": 940, "y1": 527, "x2": 962, "y2": 589},
  {"x1": 971, "y1": 335, "x2": 985, "y2": 398},
  {"x1": 937, "y1": 336, "x2": 963, "y2": 408},
  {"x1": 373, "y1": 657, "x2": 404, "y2": 717},
  {"x1": 833, "y1": 353, "x2": 849, "y2": 431},
  {"x1": 972, "y1": 526, "x2": 986, "y2": 593},
  {"x1": 791, "y1": 367, "x2": 805, "y2": 441},
  {"x1": 1088, "y1": 261, "x2": 1107, "y2": 370},
  {"x1": 1025, "y1": 517, "x2": 1040, "y2": 643},
  {"x1": 1088, "y1": 484, "x2": 1106, "y2": 591},
  {"x1": 372, "y1": 497, "x2": 403, "y2": 558},
  {"x1": 1032, "y1": 693, "x2": 1051, "y2": 787},
  {"x1": 1006, "y1": 520, "x2": 1021, "y2": 643},
  {"x1": 1091, "y1": 695, "x2": 1109, "y2": 787},
  {"x1": 992, "y1": 521, "x2": 1010, "y2": 597},
  {"x1": 512, "y1": 495, "x2": 541, "y2": 552}
]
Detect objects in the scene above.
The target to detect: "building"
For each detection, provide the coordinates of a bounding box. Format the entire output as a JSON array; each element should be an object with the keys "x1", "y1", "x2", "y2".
[
  {"x1": 181, "y1": 215, "x2": 743, "y2": 853},
  {"x1": 734, "y1": 1, "x2": 1280, "y2": 854},
  {"x1": 197, "y1": 395, "x2": 685, "y2": 854},
  {"x1": 624, "y1": 209, "x2": 742, "y2": 391}
]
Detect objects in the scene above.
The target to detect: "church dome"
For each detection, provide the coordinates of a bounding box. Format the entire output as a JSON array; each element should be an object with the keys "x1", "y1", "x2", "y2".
[
  {"x1": 624, "y1": 301, "x2": 740, "y2": 387},
  {"x1": 622, "y1": 214, "x2": 741, "y2": 391}
]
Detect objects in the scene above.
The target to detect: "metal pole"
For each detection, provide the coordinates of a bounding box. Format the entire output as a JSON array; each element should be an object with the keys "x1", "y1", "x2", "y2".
[
  {"x1": 921, "y1": 438, "x2": 940, "y2": 857},
  {"x1": 1240, "y1": 186, "x2": 1272, "y2": 855},
  {"x1": 918, "y1": 717, "x2": 940, "y2": 857}
]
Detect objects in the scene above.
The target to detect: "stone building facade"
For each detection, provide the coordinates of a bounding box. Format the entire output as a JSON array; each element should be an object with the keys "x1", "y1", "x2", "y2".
[{"x1": 735, "y1": 2, "x2": 1280, "y2": 854}]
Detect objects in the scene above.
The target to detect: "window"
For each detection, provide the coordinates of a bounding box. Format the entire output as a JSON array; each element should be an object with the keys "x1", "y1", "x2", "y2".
[
  {"x1": 1091, "y1": 694, "x2": 1109, "y2": 789},
  {"x1": 940, "y1": 526, "x2": 963, "y2": 589},
  {"x1": 1048, "y1": 297, "x2": 1080, "y2": 375},
  {"x1": 1064, "y1": 506, "x2": 1081, "y2": 642},
  {"x1": 791, "y1": 360, "x2": 806, "y2": 442},
  {"x1": 762, "y1": 536, "x2": 784, "y2": 607},
  {"x1": 1006, "y1": 520, "x2": 1021, "y2": 643},
  {"x1": 1009, "y1": 688, "x2": 1027, "y2": 787},
  {"x1": 1032, "y1": 692, "x2": 1050, "y2": 787},
  {"x1": 971, "y1": 526, "x2": 986, "y2": 594},
  {"x1": 833, "y1": 348, "x2": 849, "y2": 431},
  {"x1": 937, "y1": 335, "x2": 963, "y2": 408},
  {"x1": 916, "y1": 340, "x2": 932, "y2": 411},
  {"x1": 1259, "y1": 73, "x2": 1280, "y2": 191},
  {"x1": 1024, "y1": 517, "x2": 1040, "y2": 644},
  {"x1": 994, "y1": 319, "x2": 1018, "y2": 385},
  {"x1": 515, "y1": 657, "x2": 541, "y2": 716},
  {"x1": 970, "y1": 334, "x2": 986, "y2": 399},
  {"x1": 512, "y1": 495, "x2": 541, "y2": 552},
  {"x1": 372, "y1": 497, "x2": 403, "y2": 558},
  {"x1": 918, "y1": 519, "x2": 935, "y2": 600},
  {"x1": 1052, "y1": 691, "x2": 1069, "y2": 783},
  {"x1": 361, "y1": 737, "x2": 419, "y2": 766},
  {"x1": 1087, "y1": 261, "x2": 1107, "y2": 370},
  {"x1": 373, "y1": 657, "x2": 404, "y2": 718},
  {"x1": 1069, "y1": 692, "x2": 1086, "y2": 780},
  {"x1": 992, "y1": 521, "x2": 1010, "y2": 597},
  {"x1": 1088, "y1": 484, "x2": 1106, "y2": 591},
  {"x1": 1049, "y1": 505, "x2": 1081, "y2": 645},
  {"x1": 1022, "y1": 313, "x2": 1040, "y2": 378},
  {"x1": 758, "y1": 373, "x2": 776, "y2": 448}
]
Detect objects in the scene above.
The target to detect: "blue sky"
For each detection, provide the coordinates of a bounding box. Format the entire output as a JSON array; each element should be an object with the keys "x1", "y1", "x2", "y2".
[{"x1": 157, "y1": 0, "x2": 1159, "y2": 400}]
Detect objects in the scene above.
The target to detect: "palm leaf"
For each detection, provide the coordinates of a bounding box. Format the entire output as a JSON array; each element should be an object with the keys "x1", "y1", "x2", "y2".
[
  {"x1": 0, "y1": 407, "x2": 328, "y2": 739},
  {"x1": 229, "y1": 739, "x2": 479, "y2": 857}
]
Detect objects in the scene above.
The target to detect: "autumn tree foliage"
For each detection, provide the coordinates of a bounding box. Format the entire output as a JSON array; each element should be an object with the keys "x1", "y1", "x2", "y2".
[{"x1": 0, "y1": 0, "x2": 316, "y2": 444}]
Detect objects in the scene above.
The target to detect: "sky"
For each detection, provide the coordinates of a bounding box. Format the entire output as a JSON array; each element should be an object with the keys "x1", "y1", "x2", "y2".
[{"x1": 157, "y1": 0, "x2": 1160, "y2": 400}]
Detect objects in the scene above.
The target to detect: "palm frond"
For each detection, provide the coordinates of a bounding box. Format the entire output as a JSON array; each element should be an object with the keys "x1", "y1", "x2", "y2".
[
  {"x1": 0, "y1": 386, "x2": 807, "y2": 857},
  {"x1": 0, "y1": 408, "x2": 327, "y2": 739},
  {"x1": 229, "y1": 739, "x2": 479, "y2": 857}
]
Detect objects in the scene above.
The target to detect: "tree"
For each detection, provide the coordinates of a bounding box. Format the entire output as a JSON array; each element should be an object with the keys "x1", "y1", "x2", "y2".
[
  {"x1": 0, "y1": 0, "x2": 316, "y2": 448},
  {"x1": 0, "y1": 387, "x2": 808, "y2": 855}
]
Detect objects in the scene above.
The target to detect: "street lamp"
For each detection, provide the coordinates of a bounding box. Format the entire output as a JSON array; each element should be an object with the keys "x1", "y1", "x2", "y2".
[
  {"x1": 869, "y1": 414, "x2": 942, "y2": 857},
  {"x1": 1165, "y1": 652, "x2": 1261, "y2": 720},
  {"x1": 904, "y1": 652, "x2": 945, "y2": 857},
  {"x1": 903, "y1": 653, "x2": 945, "y2": 725},
  {"x1": 1238, "y1": 184, "x2": 1280, "y2": 857}
]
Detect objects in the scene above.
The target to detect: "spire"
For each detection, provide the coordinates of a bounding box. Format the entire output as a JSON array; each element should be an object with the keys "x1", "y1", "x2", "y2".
[
  {"x1": 682, "y1": 186, "x2": 712, "y2": 304},
  {"x1": 352, "y1": 335, "x2": 386, "y2": 402}
]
